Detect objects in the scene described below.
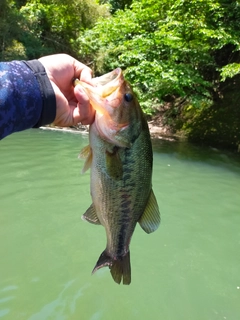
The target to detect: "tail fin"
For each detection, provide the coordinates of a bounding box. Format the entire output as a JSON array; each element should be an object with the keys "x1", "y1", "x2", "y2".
[{"x1": 92, "y1": 250, "x2": 131, "y2": 285}]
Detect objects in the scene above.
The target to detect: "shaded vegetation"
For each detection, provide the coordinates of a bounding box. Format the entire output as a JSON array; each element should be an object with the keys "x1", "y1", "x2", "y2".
[
  {"x1": 0, "y1": 0, "x2": 109, "y2": 60},
  {"x1": 1, "y1": 0, "x2": 240, "y2": 150}
]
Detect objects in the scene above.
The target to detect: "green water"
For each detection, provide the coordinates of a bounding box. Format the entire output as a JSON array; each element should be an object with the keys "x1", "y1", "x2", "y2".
[{"x1": 0, "y1": 129, "x2": 240, "y2": 320}]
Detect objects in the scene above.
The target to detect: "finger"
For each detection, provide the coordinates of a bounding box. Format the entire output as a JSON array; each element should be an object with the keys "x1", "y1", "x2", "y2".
[
  {"x1": 80, "y1": 67, "x2": 93, "y2": 85},
  {"x1": 73, "y1": 86, "x2": 95, "y2": 125},
  {"x1": 73, "y1": 59, "x2": 93, "y2": 85},
  {"x1": 73, "y1": 103, "x2": 95, "y2": 125}
]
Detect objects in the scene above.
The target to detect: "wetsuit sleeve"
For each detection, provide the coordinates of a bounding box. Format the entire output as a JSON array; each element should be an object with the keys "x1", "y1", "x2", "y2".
[{"x1": 0, "y1": 60, "x2": 56, "y2": 140}]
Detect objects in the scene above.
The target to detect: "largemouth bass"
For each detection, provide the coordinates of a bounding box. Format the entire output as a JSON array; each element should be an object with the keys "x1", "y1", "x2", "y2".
[{"x1": 74, "y1": 68, "x2": 160, "y2": 285}]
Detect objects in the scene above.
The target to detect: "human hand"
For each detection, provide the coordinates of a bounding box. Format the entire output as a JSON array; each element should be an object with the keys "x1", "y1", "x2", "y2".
[{"x1": 38, "y1": 54, "x2": 95, "y2": 127}]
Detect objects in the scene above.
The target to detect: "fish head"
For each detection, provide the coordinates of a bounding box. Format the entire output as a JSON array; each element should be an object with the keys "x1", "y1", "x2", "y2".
[{"x1": 76, "y1": 68, "x2": 144, "y2": 147}]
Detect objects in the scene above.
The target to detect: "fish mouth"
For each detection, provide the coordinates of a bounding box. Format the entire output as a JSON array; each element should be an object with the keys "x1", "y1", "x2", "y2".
[
  {"x1": 74, "y1": 68, "x2": 125, "y2": 117},
  {"x1": 92, "y1": 68, "x2": 123, "y2": 97}
]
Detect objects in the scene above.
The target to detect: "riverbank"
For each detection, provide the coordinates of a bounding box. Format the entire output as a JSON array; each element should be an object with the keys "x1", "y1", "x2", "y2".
[{"x1": 42, "y1": 115, "x2": 178, "y2": 142}]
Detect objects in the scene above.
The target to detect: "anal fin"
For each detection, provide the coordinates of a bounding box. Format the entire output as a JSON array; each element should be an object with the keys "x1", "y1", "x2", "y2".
[{"x1": 138, "y1": 189, "x2": 160, "y2": 234}]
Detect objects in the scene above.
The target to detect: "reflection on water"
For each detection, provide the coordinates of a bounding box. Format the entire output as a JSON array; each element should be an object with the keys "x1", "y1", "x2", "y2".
[
  {"x1": 28, "y1": 280, "x2": 91, "y2": 320},
  {"x1": 0, "y1": 129, "x2": 240, "y2": 320}
]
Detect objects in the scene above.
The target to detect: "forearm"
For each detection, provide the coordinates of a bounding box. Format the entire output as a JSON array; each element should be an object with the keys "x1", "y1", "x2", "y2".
[{"x1": 0, "y1": 60, "x2": 56, "y2": 140}]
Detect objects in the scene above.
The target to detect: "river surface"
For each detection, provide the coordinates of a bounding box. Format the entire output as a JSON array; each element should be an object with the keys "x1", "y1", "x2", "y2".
[{"x1": 0, "y1": 129, "x2": 240, "y2": 320}]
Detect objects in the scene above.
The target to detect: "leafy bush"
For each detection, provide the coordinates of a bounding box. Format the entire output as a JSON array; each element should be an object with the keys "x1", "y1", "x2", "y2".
[
  {"x1": 0, "y1": 0, "x2": 110, "y2": 61},
  {"x1": 78, "y1": 0, "x2": 240, "y2": 115}
]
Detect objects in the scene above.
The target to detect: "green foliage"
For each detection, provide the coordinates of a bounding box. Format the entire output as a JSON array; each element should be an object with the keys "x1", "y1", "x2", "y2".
[
  {"x1": 181, "y1": 75, "x2": 240, "y2": 150},
  {"x1": 99, "y1": 0, "x2": 132, "y2": 13},
  {"x1": 0, "y1": 0, "x2": 27, "y2": 60},
  {"x1": 78, "y1": 0, "x2": 240, "y2": 117},
  {"x1": 19, "y1": 0, "x2": 110, "y2": 58},
  {"x1": 220, "y1": 63, "x2": 240, "y2": 81},
  {"x1": 0, "y1": 0, "x2": 110, "y2": 61}
]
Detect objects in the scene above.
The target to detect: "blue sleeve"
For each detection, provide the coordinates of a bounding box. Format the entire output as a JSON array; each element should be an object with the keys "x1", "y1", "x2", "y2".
[{"x1": 0, "y1": 60, "x2": 56, "y2": 140}]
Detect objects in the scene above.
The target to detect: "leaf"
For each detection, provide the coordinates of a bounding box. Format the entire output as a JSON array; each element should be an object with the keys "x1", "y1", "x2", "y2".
[{"x1": 220, "y1": 63, "x2": 240, "y2": 82}]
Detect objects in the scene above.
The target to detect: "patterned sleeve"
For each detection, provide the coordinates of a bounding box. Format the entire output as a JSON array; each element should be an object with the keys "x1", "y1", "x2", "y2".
[{"x1": 0, "y1": 60, "x2": 56, "y2": 140}]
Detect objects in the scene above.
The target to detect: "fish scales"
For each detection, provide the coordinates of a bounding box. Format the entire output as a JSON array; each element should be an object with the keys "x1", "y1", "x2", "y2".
[{"x1": 90, "y1": 122, "x2": 152, "y2": 255}]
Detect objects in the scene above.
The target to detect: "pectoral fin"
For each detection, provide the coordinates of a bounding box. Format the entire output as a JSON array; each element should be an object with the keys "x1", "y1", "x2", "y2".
[
  {"x1": 82, "y1": 204, "x2": 101, "y2": 225},
  {"x1": 105, "y1": 148, "x2": 123, "y2": 180},
  {"x1": 78, "y1": 145, "x2": 92, "y2": 173},
  {"x1": 114, "y1": 134, "x2": 132, "y2": 149},
  {"x1": 138, "y1": 190, "x2": 160, "y2": 234}
]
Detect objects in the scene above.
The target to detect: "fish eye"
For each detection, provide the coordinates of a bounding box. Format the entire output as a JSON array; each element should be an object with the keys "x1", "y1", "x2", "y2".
[{"x1": 124, "y1": 93, "x2": 133, "y2": 102}]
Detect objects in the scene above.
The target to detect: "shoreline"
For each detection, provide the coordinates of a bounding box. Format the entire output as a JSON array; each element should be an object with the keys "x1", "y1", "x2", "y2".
[{"x1": 41, "y1": 123, "x2": 178, "y2": 142}]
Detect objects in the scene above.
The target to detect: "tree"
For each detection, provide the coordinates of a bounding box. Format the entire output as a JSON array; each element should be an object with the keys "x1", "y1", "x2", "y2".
[
  {"x1": 78, "y1": 0, "x2": 240, "y2": 113},
  {"x1": 0, "y1": 0, "x2": 28, "y2": 60},
  {"x1": 77, "y1": 0, "x2": 240, "y2": 149},
  {"x1": 0, "y1": 0, "x2": 110, "y2": 61},
  {"x1": 99, "y1": 0, "x2": 132, "y2": 12}
]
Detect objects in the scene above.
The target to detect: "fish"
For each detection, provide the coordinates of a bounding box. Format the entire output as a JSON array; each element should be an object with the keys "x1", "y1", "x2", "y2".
[{"x1": 74, "y1": 68, "x2": 160, "y2": 285}]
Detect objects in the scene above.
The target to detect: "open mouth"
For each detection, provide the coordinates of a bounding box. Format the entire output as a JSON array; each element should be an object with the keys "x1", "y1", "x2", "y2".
[{"x1": 92, "y1": 68, "x2": 124, "y2": 98}]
